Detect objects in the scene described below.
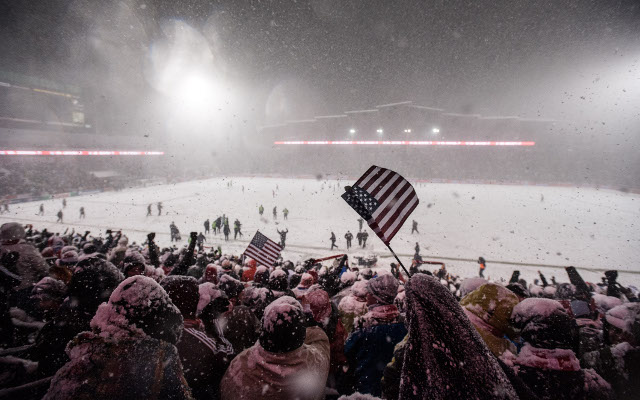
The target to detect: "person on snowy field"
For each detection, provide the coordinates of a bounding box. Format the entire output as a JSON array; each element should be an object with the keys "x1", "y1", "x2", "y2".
[
  {"x1": 478, "y1": 256, "x2": 487, "y2": 277},
  {"x1": 79, "y1": 206, "x2": 85, "y2": 219},
  {"x1": 220, "y1": 296, "x2": 330, "y2": 400},
  {"x1": 272, "y1": 206, "x2": 277, "y2": 219},
  {"x1": 356, "y1": 231, "x2": 363, "y2": 247},
  {"x1": 330, "y1": 231, "x2": 338, "y2": 249},
  {"x1": 345, "y1": 274, "x2": 407, "y2": 396},
  {"x1": 196, "y1": 232, "x2": 206, "y2": 251},
  {"x1": 223, "y1": 221, "x2": 230, "y2": 241},
  {"x1": 509, "y1": 297, "x2": 613, "y2": 400},
  {"x1": 29, "y1": 258, "x2": 123, "y2": 377},
  {"x1": 157, "y1": 201, "x2": 163, "y2": 216},
  {"x1": 283, "y1": 207, "x2": 289, "y2": 220},
  {"x1": 411, "y1": 219, "x2": 418, "y2": 234},
  {"x1": 383, "y1": 274, "x2": 522, "y2": 400},
  {"x1": 361, "y1": 230, "x2": 368, "y2": 248},
  {"x1": 258, "y1": 204, "x2": 264, "y2": 216},
  {"x1": 56, "y1": 210, "x2": 63, "y2": 223},
  {"x1": 38, "y1": 203, "x2": 44, "y2": 216},
  {"x1": 204, "y1": 219, "x2": 210, "y2": 235},
  {"x1": 162, "y1": 276, "x2": 234, "y2": 400},
  {"x1": 62, "y1": 198, "x2": 66, "y2": 209},
  {"x1": 170, "y1": 221, "x2": 180, "y2": 242},
  {"x1": 43, "y1": 275, "x2": 192, "y2": 400},
  {"x1": 215, "y1": 216, "x2": 222, "y2": 234},
  {"x1": 345, "y1": 231, "x2": 353, "y2": 249},
  {"x1": 357, "y1": 218, "x2": 364, "y2": 231},
  {"x1": 146, "y1": 203, "x2": 152, "y2": 216},
  {"x1": 233, "y1": 219, "x2": 242, "y2": 239},
  {"x1": 277, "y1": 228, "x2": 288, "y2": 248}
]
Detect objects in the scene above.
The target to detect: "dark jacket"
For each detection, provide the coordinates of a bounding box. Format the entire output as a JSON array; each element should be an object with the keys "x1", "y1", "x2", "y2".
[
  {"x1": 177, "y1": 319, "x2": 234, "y2": 400},
  {"x1": 44, "y1": 333, "x2": 193, "y2": 400},
  {"x1": 344, "y1": 305, "x2": 407, "y2": 396}
]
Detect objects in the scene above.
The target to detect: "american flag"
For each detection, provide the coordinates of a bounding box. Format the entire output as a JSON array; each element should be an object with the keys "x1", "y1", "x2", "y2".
[
  {"x1": 244, "y1": 231, "x2": 283, "y2": 267},
  {"x1": 342, "y1": 166, "x2": 419, "y2": 244}
]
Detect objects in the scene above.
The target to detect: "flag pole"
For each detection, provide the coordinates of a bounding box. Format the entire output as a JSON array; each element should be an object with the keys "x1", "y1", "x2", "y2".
[{"x1": 385, "y1": 242, "x2": 411, "y2": 278}]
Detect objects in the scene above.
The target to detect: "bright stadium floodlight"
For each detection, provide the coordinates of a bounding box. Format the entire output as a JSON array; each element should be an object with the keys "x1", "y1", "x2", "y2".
[
  {"x1": 432, "y1": 127, "x2": 440, "y2": 134},
  {"x1": 349, "y1": 128, "x2": 356, "y2": 134},
  {"x1": 376, "y1": 128, "x2": 384, "y2": 135},
  {"x1": 403, "y1": 128, "x2": 412, "y2": 133}
]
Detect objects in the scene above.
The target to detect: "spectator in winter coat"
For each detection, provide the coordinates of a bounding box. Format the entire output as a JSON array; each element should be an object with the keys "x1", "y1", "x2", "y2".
[
  {"x1": 344, "y1": 274, "x2": 407, "y2": 396},
  {"x1": 29, "y1": 258, "x2": 123, "y2": 377},
  {"x1": 240, "y1": 258, "x2": 257, "y2": 282},
  {"x1": 219, "y1": 274, "x2": 260, "y2": 354},
  {"x1": 162, "y1": 276, "x2": 234, "y2": 400},
  {"x1": 581, "y1": 303, "x2": 640, "y2": 400},
  {"x1": 107, "y1": 236, "x2": 128, "y2": 267},
  {"x1": 220, "y1": 296, "x2": 330, "y2": 400},
  {"x1": 385, "y1": 274, "x2": 522, "y2": 400},
  {"x1": 44, "y1": 275, "x2": 192, "y2": 400},
  {"x1": 0, "y1": 222, "x2": 48, "y2": 292},
  {"x1": 509, "y1": 298, "x2": 613, "y2": 400},
  {"x1": 460, "y1": 283, "x2": 520, "y2": 357},
  {"x1": 338, "y1": 280, "x2": 369, "y2": 334}
]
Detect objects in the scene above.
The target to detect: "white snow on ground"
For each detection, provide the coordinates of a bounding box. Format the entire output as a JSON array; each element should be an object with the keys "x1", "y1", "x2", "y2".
[{"x1": 1, "y1": 177, "x2": 639, "y2": 286}]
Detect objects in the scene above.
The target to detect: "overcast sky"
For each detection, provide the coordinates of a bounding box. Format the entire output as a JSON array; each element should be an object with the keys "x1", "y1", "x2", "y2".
[{"x1": 0, "y1": 0, "x2": 638, "y2": 128}]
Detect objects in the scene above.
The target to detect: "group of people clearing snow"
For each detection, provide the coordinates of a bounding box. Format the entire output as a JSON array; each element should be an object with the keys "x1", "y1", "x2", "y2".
[{"x1": 1, "y1": 220, "x2": 638, "y2": 400}]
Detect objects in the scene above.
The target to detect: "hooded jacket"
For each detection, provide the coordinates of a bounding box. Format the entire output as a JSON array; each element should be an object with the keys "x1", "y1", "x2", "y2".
[{"x1": 220, "y1": 326, "x2": 329, "y2": 400}]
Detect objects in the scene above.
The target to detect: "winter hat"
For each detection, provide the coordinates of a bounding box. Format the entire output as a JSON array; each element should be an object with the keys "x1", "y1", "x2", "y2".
[
  {"x1": 352, "y1": 281, "x2": 369, "y2": 300},
  {"x1": 253, "y1": 265, "x2": 270, "y2": 286},
  {"x1": 122, "y1": 252, "x2": 146, "y2": 275},
  {"x1": 604, "y1": 302, "x2": 640, "y2": 346},
  {"x1": 60, "y1": 245, "x2": 77, "y2": 255},
  {"x1": 219, "y1": 274, "x2": 244, "y2": 299},
  {"x1": 31, "y1": 277, "x2": 66, "y2": 302},
  {"x1": 56, "y1": 250, "x2": 79, "y2": 266},
  {"x1": 555, "y1": 283, "x2": 576, "y2": 300},
  {"x1": 243, "y1": 286, "x2": 272, "y2": 319},
  {"x1": 268, "y1": 269, "x2": 289, "y2": 292},
  {"x1": 367, "y1": 274, "x2": 399, "y2": 305},
  {"x1": 0, "y1": 222, "x2": 25, "y2": 244},
  {"x1": 245, "y1": 258, "x2": 257, "y2": 269},
  {"x1": 41, "y1": 247, "x2": 55, "y2": 258},
  {"x1": 505, "y1": 282, "x2": 529, "y2": 299},
  {"x1": 50, "y1": 236, "x2": 65, "y2": 253},
  {"x1": 203, "y1": 264, "x2": 219, "y2": 284},
  {"x1": 307, "y1": 269, "x2": 319, "y2": 284},
  {"x1": 302, "y1": 289, "x2": 332, "y2": 323},
  {"x1": 298, "y1": 273, "x2": 314, "y2": 289},
  {"x1": 197, "y1": 282, "x2": 225, "y2": 314},
  {"x1": 340, "y1": 271, "x2": 357, "y2": 286},
  {"x1": 91, "y1": 275, "x2": 183, "y2": 344},
  {"x1": 221, "y1": 259, "x2": 232, "y2": 270},
  {"x1": 67, "y1": 258, "x2": 124, "y2": 310},
  {"x1": 161, "y1": 276, "x2": 200, "y2": 319},
  {"x1": 117, "y1": 236, "x2": 129, "y2": 246},
  {"x1": 511, "y1": 298, "x2": 578, "y2": 349},
  {"x1": 259, "y1": 296, "x2": 306, "y2": 353},
  {"x1": 461, "y1": 283, "x2": 520, "y2": 338},
  {"x1": 187, "y1": 265, "x2": 204, "y2": 279}
]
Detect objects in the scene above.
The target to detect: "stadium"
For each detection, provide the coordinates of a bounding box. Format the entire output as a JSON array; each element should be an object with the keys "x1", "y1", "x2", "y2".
[{"x1": 0, "y1": 1, "x2": 639, "y2": 399}]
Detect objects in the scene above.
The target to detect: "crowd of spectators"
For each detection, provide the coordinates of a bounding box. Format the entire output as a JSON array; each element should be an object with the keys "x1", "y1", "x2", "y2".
[{"x1": 0, "y1": 221, "x2": 638, "y2": 399}]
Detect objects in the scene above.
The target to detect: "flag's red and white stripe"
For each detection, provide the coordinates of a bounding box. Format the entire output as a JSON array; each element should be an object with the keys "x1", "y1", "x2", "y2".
[
  {"x1": 355, "y1": 166, "x2": 419, "y2": 244},
  {"x1": 244, "y1": 231, "x2": 283, "y2": 267}
]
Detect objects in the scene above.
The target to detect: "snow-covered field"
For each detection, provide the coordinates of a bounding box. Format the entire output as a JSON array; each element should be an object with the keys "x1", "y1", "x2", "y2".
[{"x1": 2, "y1": 177, "x2": 639, "y2": 286}]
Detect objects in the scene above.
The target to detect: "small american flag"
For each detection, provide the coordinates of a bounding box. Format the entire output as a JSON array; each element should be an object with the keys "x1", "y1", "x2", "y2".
[
  {"x1": 244, "y1": 231, "x2": 283, "y2": 267},
  {"x1": 342, "y1": 166, "x2": 419, "y2": 244}
]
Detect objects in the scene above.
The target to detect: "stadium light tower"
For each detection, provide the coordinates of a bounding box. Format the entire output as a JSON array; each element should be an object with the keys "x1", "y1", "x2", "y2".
[
  {"x1": 432, "y1": 127, "x2": 440, "y2": 134},
  {"x1": 403, "y1": 128, "x2": 412, "y2": 133},
  {"x1": 349, "y1": 128, "x2": 356, "y2": 135},
  {"x1": 376, "y1": 128, "x2": 384, "y2": 135}
]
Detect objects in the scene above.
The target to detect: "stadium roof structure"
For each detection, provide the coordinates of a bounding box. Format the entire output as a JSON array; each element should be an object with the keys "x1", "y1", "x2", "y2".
[
  {"x1": 375, "y1": 101, "x2": 413, "y2": 108},
  {"x1": 344, "y1": 109, "x2": 379, "y2": 114},
  {"x1": 314, "y1": 114, "x2": 348, "y2": 119}
]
